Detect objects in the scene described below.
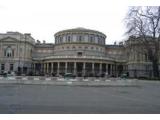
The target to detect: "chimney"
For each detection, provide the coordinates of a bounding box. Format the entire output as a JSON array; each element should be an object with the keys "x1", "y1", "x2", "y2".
[
  {"x1": 37, "y1": 40, "x2": 41, "y2": 44},
  {"x1": 119, "y1": 41, "x2": 123, "y2": 45}
]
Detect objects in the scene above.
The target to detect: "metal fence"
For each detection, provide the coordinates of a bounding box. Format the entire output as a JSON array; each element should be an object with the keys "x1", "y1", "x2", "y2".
[{"x1": 1, "y1": 67, "x2": 160, "y2": 79}]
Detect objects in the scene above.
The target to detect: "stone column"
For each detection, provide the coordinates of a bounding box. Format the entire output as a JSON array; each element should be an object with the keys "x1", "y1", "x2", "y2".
[
  {"x1": 65, "y1": 62, "x2": 68, "y2": 74},
  {"x1": 113, "y1": 64, "x2": 115, "y2": 76},
  {"x1": 74, "y1": 62, "x2": 77, "y2": 76},
  {"x1": 51, "y1": 63, "x2": 53, "y2": 73},
  {"x1": 44, "y1": 63, "x2": 46, "y2": 73},
  {"x1": 112, "y1": 64, "x2": 114, "y2": 76},
  {"x1": 43, "y1": 63, "x2": 45, "y2": 74},
  {"x1": 57, "y1": 62, "x2": 60, "y2": 75},
  {"x1": 46, "y1": 63, "x2": 49, "y2": 74},
  {"x1": 99, "y1": 63, "x2": 102, "y2": 75},
  {"x1": 33, "y1": 63, "x2": 35, "y2": 74},
  {"x1": 114, "y1": 64, "x2": 116, "y2": 76},
  {"x1": 106, "y1": 64, "x2": 108, "y2": 73},
  {"x1": 110, "y1": 64, "x2": 113, "y2": 76},
  {"x1": 92, "y1": 63, "x2": 94, "y2": 75},
  {"x1": 41, "y1": 63, "x2": 43, "y2": 73},
  {"x1": 83, "y1": 62, "x2": 86, "y2": 76},
  {"x1": 115, "y1": 64, "x2": 118, "y2": 77}
]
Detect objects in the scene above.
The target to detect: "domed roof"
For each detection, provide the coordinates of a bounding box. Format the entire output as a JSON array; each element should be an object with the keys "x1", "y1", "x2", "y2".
[{"x1": 54, "y1": 27, "x2": 106, "y2": 37}]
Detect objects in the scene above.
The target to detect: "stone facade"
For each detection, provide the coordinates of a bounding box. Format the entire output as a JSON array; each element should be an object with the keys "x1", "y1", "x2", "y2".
[
  {"x1": 0, "y1": 32, "x2": 34, "y2": 74},
  {"x1": 0, "y1": 28, "x2": 158, "y2": 77}
]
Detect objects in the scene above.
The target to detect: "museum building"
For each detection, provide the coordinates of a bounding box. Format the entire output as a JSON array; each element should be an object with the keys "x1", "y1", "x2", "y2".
[{"x1": 0, "y1": 28, "x2": 154, "y2": 77}]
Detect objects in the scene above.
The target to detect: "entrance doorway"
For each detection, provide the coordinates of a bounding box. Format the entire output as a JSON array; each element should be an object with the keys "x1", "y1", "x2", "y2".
[{"x1": 77, "y1": 62, "x2": 83, "y2": 77}]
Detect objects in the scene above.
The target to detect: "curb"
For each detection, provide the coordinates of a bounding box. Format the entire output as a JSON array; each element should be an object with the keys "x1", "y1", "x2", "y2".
[{"x1": 0, "y1": 79, "x2": 138, "y2": 87}]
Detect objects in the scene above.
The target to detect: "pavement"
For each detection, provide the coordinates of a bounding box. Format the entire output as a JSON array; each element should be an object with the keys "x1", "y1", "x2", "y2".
[
  {"x1": 0, "y1": 77, "x2": 160, "y2": 114},
  {"x1": 0, "y1": 78, "x2": 160, "y2": 113},
  {"x1": 0, "y1": 76, "x2": 138, "y2": 86}
]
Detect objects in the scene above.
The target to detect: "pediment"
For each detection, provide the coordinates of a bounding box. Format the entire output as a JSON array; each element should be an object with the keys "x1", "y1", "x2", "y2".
[{"x1": 0, "y1": 36, "x2": 19, "y2": 42}]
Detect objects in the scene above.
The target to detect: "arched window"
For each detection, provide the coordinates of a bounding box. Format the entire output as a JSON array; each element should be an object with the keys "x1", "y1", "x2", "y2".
[{"x1": 4, "y1": 47, "x2": 14, "y2": 58}]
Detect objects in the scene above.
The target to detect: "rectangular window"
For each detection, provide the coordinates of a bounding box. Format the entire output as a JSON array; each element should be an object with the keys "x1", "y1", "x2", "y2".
[
  {"x1": 12, "y1": 50, "x2": 14, "y2": 57},
  {"x1": 10, "y1": 64, "x2": 13, "y2": 71},
  {"x1": 1, "y1": 64, "x2": 4, "y2": 71},
  {"x1": 67, "y1": 36, "x2": 71, "y2": 42},
  {"x1": 89, "y1": 36, "x2": 95, "y2": 43},
  {"x1": 59, "y1": 37, "x2": 63, "y2": 43},
  {"x1": 90, "y1": 36, "x2": 93, "y2": 42},
  {"x1": 77, "y1": 52, "x2": 82, "y2": 56},
  {"x1": 145, "y1": 53, "x2": 148, "y2": 62},
  {"x1": 78, "y1": 36, "x2": 82, "y2": 42},
  {"x1": 85, "y1": 46, "x2": 88, "y2": 49}
]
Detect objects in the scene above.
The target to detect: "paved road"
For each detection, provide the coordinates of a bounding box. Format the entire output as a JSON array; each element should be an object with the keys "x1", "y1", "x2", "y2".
[{"x1": 0, "y1": 80, "x2": 160, "y2": 114}]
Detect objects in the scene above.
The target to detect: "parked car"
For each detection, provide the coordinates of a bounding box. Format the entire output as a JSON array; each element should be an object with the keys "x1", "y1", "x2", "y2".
[
  {"x1": 120, "y1": 73, "x2": 128, "y2": 78},
  {"x1": 64, "y1": 73, "x2": 76, "y2": 79}
]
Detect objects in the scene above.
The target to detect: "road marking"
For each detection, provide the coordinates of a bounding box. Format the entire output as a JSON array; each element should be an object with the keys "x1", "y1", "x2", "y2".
[
  {"x1": 67, "y1": 81, "x2": 72, "y2": 84},
  {"x1": 94, "y1": 79, "x2": 100, "y2": 82},
  {"x1": 105, "y1": 80, "x2": 111, "y2": 82},
  {"x1": 8, "y1": 77, "x2": 16, "y2": 80},
  {"x1": 69, "y1": 79, "x2": 77, "y2": 81},
  {"x1": 57, "y1": 78, "x2": 65, "y2": 81},
  {"x1": 22, "y1": 77, "x2": 28, "y2": 80},
  {"x1": 83, "y1": 79, "x2": 89, "y2": 81},
  {"x1": 34, "y1": 78, "x2": 39, "y2": 81},
  {"x1": 46, "y1": 78, "x2": 51, "y2": 81}
]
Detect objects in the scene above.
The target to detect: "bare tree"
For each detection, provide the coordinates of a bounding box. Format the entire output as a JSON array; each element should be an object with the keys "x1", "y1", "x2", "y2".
[{"x1": 125, "y1": 6, "x2": 160, "y2": 78}]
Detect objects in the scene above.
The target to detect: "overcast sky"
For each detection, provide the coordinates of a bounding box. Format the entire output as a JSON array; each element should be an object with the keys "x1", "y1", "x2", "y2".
[{"x1": 0, "y1": 0, "x2": 159, "y2": 44}]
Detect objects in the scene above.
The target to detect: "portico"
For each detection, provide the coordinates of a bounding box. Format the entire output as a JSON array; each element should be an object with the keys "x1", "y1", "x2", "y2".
[{"x1": 34, "y1": 60, "x2": 119, "y2": 77}]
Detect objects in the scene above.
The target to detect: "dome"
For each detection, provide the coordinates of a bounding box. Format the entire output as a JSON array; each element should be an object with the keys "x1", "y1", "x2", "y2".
[
  {"x1": 54, "y1": 28, "x2": 106, "y2": 46},
  {"x1": 54, "y1": 27, "x2": 106, "y2": 38}
]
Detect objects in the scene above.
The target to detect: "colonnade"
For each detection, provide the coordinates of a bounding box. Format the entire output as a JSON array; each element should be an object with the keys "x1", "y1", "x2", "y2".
[{"x1": 33, "y1": 62, "x2": 124, "y2": 77}]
